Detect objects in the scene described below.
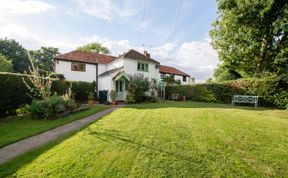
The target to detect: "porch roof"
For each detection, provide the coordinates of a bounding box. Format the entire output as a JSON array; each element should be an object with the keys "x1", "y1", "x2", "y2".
[{"x1": 113, "y1": 71, "x2": 129, "y2": 81}]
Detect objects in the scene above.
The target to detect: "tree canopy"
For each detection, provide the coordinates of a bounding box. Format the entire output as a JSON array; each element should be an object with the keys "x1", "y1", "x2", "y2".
[
  {"x1": 210, "y1": 0, "x2": 288, "y2": 79},
  {"x1": 30, "y1": 47, "x2": 60, "y2": 72},
  {"x1": 0, "y1": 38, "x2": 30, "y2": 73},
  {"x1": 0, "y1": 53, "x2": 13, "y2": 72},
  {"x1": 77, "y1": 43, "x2": 110, "y2": 54}
]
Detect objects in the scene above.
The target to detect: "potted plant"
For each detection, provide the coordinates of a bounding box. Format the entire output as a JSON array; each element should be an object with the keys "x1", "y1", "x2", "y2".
[
  {"x1": 87, "y1": 92, "x2": 94, "y2": 108},
  {"x1": 110, "y1": 90, "x2": 118, "y2": 105}
]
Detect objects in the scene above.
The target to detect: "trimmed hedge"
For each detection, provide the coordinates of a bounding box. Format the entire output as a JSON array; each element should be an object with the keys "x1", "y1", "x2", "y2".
[
  {"x1": 0, "y1": 72, "x2": 94, "y2": 118},
  {"x1": 166, "y1": 76, "x2": 288, "y2": 108},
  {"x1": 0, "y1": 72, "x2": 32, "y2": 117}
]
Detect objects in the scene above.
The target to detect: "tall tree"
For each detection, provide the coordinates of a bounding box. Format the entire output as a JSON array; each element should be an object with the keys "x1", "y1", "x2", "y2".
[
  {"x1": 210, "y1": 0, "x2": 288, "y2": 77},
  {"x1": 30, "y1": 47, "x2": 60, "y2": 72},
  {"x1": 0, "y1": 38, "x2": 30, "y2": 73},
  {"x1": 77, "y1": 43, "x2": 110, "y2": 54}
]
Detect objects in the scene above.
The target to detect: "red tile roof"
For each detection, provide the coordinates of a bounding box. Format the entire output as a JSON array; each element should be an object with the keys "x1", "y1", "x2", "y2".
[
  {"x1": 160, "y1": 65, "x2": 190, "y2": 77},
  {"x1": 54, "y1": 50, "x2": 117, "y2": 64},
  {"x1": 123, "y1": 49, "x2": 160, "y2": 64}
]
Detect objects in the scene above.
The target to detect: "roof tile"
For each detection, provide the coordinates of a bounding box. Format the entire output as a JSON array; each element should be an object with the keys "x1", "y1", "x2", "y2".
[
  {"x1": 160, "y1": 65, "x2": 190, "y2": 77},
  {"x1": 54, "y1": 50, "x2": 117, "y2": 64}
]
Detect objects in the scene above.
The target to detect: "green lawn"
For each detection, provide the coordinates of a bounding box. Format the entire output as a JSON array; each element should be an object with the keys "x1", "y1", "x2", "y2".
[
  {"x1": 0, "y1": 105, "x2": 108, "y2": 148},
  {"x1": 1, "y1": 102, "x2": 288, "y2": 177}
]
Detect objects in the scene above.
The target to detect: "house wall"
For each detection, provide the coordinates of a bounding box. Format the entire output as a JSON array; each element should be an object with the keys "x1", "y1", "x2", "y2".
[
  {"x1": 175, "y1": 75, "x2": 190, "y2": 85},
  {"x1": 98, "y1": 64, "x2": 107, "y2": 76},
  {"x1": 123, "y1": 58, "x2": 160, "y2": 81},
  {"x1": 107, "y1": 59, "x2": 124, "y2": 70},
  {"x1": 160, "y1": 72, "x2": 191, "y2": 85},
  {"x1": 54, "y1": 60, "x2": 97, "y2": 82},
  {"x1": 98, "y1": 75, "x2": 113, "y2": 91}
]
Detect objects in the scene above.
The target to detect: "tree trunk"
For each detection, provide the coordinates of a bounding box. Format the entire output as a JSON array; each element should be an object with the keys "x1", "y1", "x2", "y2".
[{"x1": 256, "y1": 34, "x2": 269, "y2": 75}]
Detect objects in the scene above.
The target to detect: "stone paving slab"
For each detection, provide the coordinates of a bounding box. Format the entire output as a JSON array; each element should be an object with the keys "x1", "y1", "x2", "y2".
[{"x1": 0, "y1": 106, "x2": 120, "y2": 164}]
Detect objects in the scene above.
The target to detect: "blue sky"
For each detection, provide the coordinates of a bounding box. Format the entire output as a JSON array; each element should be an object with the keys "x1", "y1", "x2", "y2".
[{"x1": 0, "y1": 0, "x2": 219, "y2": 82}]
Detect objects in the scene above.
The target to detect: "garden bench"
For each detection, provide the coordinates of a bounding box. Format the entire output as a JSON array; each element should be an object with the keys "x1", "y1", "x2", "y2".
[
  {"x1": 232, "y1": 95, "x2": 259, "y2": 107},
  {"x1": 169, "y1": 93, "x2": 180, "y2": 101}
]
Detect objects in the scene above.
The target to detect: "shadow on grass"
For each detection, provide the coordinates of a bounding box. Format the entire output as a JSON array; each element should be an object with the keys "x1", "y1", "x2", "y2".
[
  {"x1": 85, "y1": 128, "x2": 209, "y2": 167},
  {"x1": 0, "y1": 124, "x2": 90, "y2": 177},
  {"x1": 124, "y1": 101, "x2": 276, "y2": 111}
]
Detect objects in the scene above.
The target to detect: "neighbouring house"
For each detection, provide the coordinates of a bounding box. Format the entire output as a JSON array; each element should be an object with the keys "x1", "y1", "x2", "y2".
[
  {"x1": 54, "y1": 49, "x2": 191, "y2": 102},
  {"x1": 159, "y1": 65, "x2": 191, "y2": 85}
]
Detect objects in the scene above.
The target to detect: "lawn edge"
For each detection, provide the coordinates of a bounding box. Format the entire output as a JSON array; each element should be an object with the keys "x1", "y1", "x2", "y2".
[{"x1": 0, "y1": 105, "x2": 110, "y2": 148}]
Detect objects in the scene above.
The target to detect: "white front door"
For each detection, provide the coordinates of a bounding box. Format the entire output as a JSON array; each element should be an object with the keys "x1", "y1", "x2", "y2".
[{"x1": 115, "y1": 80, "x2": 124, "y2": 101}]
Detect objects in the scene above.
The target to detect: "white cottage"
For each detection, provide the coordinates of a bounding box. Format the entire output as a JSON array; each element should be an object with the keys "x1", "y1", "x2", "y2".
[
  {"x1": 54, "y1": 49, "x2": 191, "y2": 102},
  {"x1": 54, "y1": 49, "x2": 162, "y2": 102}
]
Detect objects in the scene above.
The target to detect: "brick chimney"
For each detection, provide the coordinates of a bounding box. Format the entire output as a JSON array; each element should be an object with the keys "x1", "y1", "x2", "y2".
[{"x1": 144, "y1": 50, "x2": 150, "y2": 58}]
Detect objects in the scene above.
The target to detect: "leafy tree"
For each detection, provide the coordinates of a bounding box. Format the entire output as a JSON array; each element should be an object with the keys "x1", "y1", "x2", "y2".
[
  {"x1": 191, "y1": 77, "x2": 196, "y2": 84},
  {"x1": 30, "y1": 47, "x2": 60, "y2": 72},
  {"x1": 205, "y1": 78, "x2": 213, "y2": 84},
  {"x1": 214, "y1": 64, "x2": 242, "y2": 82},
  {"x1": 0, "y1": 38, "x2": 30, "y2": 73},
  {"x1": 77, "y1": 43, "x2": 110, "y2": 54},
  {"x1": 0, "y1": 53, "x2": 13, "y2": 72},
  {"x1": 210, "y1": 0, "x2": 288, "y2": 77}
]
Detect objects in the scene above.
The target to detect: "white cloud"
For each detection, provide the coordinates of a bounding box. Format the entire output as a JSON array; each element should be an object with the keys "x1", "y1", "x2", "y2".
[
  {"x1": 0, "y1": 19, "x2": 79, "y2": 51},
  {"x1": 70, "y1": 0, "x2": 137, "y2": 21},
  {"x1": 173, "y1": 38, "x2": 219, "y2": 82},
  {"x1": 0, "y1": 0, "x2": 55, "y2": 16}
]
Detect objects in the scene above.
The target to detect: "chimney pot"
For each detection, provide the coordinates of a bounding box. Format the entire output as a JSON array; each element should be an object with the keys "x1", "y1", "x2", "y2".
[{"x1": 144, "y1": 50, "x2": 150, "y2": 58}]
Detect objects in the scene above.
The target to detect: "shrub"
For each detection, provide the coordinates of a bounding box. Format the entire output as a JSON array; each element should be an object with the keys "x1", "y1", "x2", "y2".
[
  {"x1": 0, "y1": 72, "x2": 93, "y2": 118},
  {"x1": 0, "y1": 53, "x2": 13, "y2": 72},
  {"x1": 0, "y1": 72, "x2": 33, "y2": 117},
  {"x1": 71, "y1": 81, "x2": 94, "y2": 101},
  {"x1": 109, "y1": 90, "x2": 117, "y2": 102},
  {"x1": 126, "y1": 74, "x2": 150, "y2": 103},
  {"x1": 29, "y1": 95, "x2": 66, "y2": 119},
  {"x1": 166, "y1": 76, "x2": 288, "y2": 108},
  {"x1": 63, "y1": 98, "x2": 76, "y2": 111},
  {"x1": 272, "y1": 90, "x2": 288, "y2": 108},
  {"x1": 16, "y1": 104, "x2": 30, "y2": 116}
]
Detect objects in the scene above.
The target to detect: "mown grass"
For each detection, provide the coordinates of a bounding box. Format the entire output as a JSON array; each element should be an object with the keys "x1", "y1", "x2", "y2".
[
  {"x1": 0, "y1": 105, "x2": 109, "y2": 148},
  {"x1": 0, "y1": 102, "x2": 287, "y2": 177}
]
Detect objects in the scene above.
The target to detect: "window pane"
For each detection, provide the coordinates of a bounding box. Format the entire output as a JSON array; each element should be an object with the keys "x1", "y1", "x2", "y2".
[
  {"x1": 137, "y1": 63, "x2": 140, "y2": 70},
  {"x1": 71, "y1": 62, "x2": 85, "y2": 71},
  {"x1": 116, "y1": 81, "x2": 119, "y2": 91},
  {"x1": 119, "y1": 81, "x2": 123, "y2": 91},
  {"x1": 183, "y1": 76, "x2": 187, "y2": 82}
]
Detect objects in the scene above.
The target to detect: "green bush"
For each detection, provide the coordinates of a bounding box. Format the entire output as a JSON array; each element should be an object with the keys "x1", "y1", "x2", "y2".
[
  {"x1": 16, "y1": 104, "x2": 30, "y2": 116},
  {"x1": 0, "y1": 72, "x2": 93, "y2": 118},
  {"x1": 71, "y1": 81, "x2": 94, "y2": 101},
  {"x1": 29, "y1": 95, "x2": 65, "y2": 119},
  {"x1": 0, "y1": 53, "x2": 13, "y2": 72},
  {"x1": 166, "y1": 76, "x2": 288, "y2": 108},
  {"x1": 63, "y1": 98, "x2": 76, "y2": 111},
  {"x1": 0, "y1": 72, "x2": 33, "y2": 117},
  {"x1": 126, "y1": 74, "x2": 150, "y2": 103}
]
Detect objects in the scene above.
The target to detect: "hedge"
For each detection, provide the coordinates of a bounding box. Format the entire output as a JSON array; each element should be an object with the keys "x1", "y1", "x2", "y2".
[
  {"x1": 166, "y1": 76, "x2": 288, "y2": 108},
  {"x1": 0, "y1": 72, "x2": 94, "y2": 118}
]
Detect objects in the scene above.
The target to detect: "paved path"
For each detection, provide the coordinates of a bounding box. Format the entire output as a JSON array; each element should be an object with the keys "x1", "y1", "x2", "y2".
[{"x1": 0, "y1": 106, "x2": 121, "y2": 164}]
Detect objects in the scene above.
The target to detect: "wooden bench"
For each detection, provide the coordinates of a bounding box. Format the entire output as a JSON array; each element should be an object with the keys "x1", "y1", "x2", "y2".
[
  {"x1": 232, "y1": 95, "x2": 259, "y2": 107},
  {"x1": 169, "y1": 93, "x2": 180, "y2": 101}
]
